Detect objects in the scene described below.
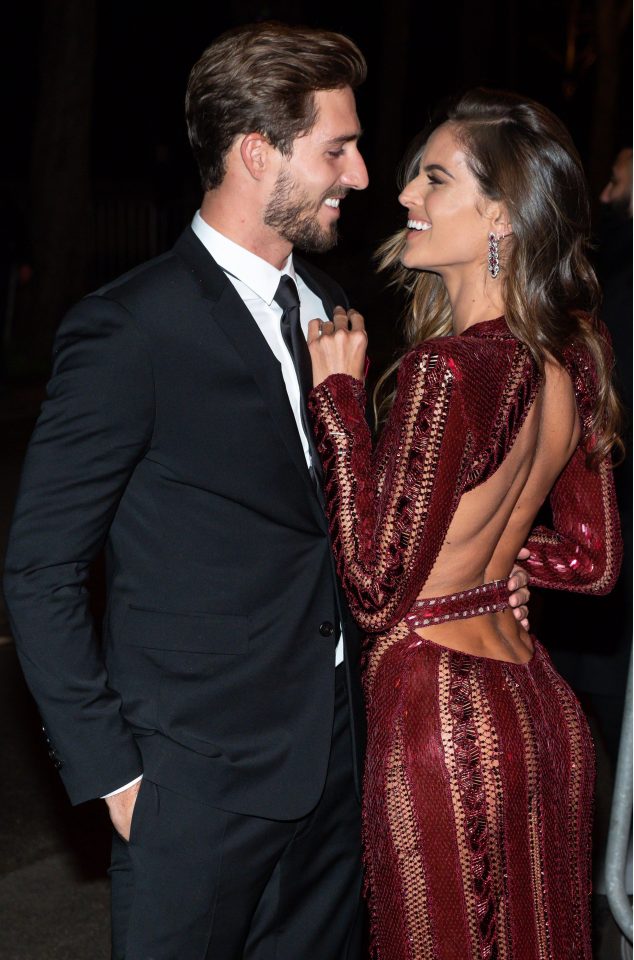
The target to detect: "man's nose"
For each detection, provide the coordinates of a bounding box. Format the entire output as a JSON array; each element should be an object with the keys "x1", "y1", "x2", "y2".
[{"x1": 342, "y1": 150, "x2": 369, "y2": 191}]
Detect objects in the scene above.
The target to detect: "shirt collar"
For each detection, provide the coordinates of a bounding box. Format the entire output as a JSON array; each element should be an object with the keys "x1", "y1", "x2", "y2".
[{"x1": 192, "y1": 211, "x2": 296, "y2": 305}]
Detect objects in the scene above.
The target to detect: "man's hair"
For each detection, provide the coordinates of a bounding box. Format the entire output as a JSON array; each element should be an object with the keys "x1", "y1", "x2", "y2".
[{"x1": 185, "y1": 21, "x2": 367, "y2": 191}]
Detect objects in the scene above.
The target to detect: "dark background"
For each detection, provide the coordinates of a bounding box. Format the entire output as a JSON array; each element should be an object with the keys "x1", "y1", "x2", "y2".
[
  {"x1": 0, "y1": 2, "x2": 631, "y2": 957},
  {"x1": 2, "y1": 0, "x2": 632, "y2": 369}
]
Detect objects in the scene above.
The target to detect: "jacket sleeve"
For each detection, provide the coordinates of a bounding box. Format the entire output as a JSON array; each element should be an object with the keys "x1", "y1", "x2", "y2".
[
  {"x1": 523, "y1": 447, "x2": 622, "y2": 594},
  {"x1": 3, "y1": 295, "x2": 154, "y2": 804},
  {"x1": 308, "y1": 345, "x2": 469, "y2": 634}
]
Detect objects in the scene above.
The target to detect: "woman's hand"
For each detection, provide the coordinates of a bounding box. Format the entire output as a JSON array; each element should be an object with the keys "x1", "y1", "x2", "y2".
[{"x1": 308, "y1": 306, "x2": 368, "y2": 387}]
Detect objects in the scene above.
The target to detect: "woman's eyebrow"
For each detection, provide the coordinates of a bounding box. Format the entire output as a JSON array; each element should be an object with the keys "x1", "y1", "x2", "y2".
[{"x1": 423, "y1": 163, "x2": 454, "y2": 179}]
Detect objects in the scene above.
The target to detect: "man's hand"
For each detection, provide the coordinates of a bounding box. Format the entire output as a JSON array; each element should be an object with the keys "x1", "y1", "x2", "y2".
[
  {"x1": 508, "y1": 548, "x2": 531, "y2": 632},
  {"x1": 105, "y1": 779, "x2": 141, "y2": 842}
]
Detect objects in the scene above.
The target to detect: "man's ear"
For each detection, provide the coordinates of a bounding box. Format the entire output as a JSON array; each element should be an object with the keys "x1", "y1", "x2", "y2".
[{"x1": 240, "y1": 132, "x2": 274, "y2": 181}]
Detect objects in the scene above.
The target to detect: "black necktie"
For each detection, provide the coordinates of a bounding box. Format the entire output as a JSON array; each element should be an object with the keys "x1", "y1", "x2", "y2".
[
  {"x1": 274, "y1": 275, "x2": 323, "y2": 491},
  {"x1": 276, "y1": 277, "x2": 341, "y2": 640}
]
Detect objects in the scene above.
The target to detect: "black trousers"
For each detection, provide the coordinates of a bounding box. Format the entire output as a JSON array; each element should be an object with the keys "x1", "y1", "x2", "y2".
[{"x1": 109, "y1": 665, "x2": 364, "y2": 959}]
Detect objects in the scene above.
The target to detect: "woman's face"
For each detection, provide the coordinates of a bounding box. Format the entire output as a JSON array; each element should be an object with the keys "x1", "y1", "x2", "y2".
[{"x1": 398, "y1": 123, "x2": 500, "y2": 276}]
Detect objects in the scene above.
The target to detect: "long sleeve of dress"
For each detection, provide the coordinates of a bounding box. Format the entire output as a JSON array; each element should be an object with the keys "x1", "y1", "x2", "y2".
[
  {"x1": 523, "y1": 447, "x2": 622, "y2": 594},
  {"x1": 522, "y1": 340, "x2": 622, "y2": 595},
  {"x1": 308, "y1": 345, "x2": 471, "y2": 634}
]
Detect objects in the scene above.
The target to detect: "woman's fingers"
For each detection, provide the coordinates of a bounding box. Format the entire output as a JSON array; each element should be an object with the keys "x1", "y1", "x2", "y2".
[
  {"x1": 307, "y1": 319, "x2": 335, "y2": 344},
  {"x1": 331, "y1": 306, "x2": 366, "y2": 333},
  {"x1": 348, "y1": 309, "x2": 366, "y2": 333},
  {"x1": 333, "y1": 306, "x2": 349, "y2": 330},
  {"x1": 307, "y1": 318, "x2": 322, "y2": 345},
  {"x1": 308, "y1": 307, "x2": 367, "y2": 385}
]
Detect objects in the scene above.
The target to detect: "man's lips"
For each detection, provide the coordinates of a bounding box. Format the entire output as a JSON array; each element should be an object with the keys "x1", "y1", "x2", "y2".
[{"x1": 322, "y1": 189, "x2": 350, "y2": 209}]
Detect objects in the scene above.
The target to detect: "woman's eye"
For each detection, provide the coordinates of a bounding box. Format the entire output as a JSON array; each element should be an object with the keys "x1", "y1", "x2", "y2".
[{"x1": 427, "y1": 175, "x2": 442, "y2": 185}]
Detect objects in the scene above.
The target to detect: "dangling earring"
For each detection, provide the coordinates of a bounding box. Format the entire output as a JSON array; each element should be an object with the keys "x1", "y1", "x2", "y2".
[{"x1": 488, "y1": 232, "x2": 501, "y2": 279}]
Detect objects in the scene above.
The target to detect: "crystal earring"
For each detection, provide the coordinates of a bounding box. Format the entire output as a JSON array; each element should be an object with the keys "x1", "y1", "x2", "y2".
[{"x1": 488, "y1": 232, "x2": 500, "y2": 279}]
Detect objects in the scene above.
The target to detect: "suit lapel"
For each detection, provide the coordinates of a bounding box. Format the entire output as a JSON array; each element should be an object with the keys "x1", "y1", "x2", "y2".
[
  {"x1": 173, "y1": 228, "x2": 327, "y2": 527},
  {"x1": 296, "y1": 261, "x2": 336, "y2": 318}
]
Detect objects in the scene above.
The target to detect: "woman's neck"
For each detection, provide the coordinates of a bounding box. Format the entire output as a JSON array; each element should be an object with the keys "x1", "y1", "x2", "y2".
[{"x1": 442, "y1": 268, "x2": 506, "y2": 335}]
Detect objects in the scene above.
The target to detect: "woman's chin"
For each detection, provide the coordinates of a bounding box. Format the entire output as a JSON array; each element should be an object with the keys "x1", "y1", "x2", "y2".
[
  {"x1": 400, "y1": 250, "x2": 420, "y2": 269},
  {"x1": 400, "y1": 251, "x2": 438, "y2": 273}
]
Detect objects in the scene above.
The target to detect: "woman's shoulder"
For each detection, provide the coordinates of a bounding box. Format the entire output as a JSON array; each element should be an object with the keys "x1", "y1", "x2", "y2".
[
  {"x1": 401, "y1": 318, "x2": 529, "y2": 383},
  {"x1": 558, "y1": 334, "x2": 603, "y2": 437}
]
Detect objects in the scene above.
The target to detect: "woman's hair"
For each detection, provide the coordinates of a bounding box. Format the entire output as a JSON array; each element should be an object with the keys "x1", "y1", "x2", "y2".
[
  {"x1": 376, "y1": 88, "x2": 623, "y2": 467},
  {"x1": 186, "y1": 22, "x2": 367, "y2": 192}
]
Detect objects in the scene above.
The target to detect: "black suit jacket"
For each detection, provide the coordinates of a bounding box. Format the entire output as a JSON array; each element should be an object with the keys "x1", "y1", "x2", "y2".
[{"x1": 3, "y1": 227, "x2": 364, "y2": 818}]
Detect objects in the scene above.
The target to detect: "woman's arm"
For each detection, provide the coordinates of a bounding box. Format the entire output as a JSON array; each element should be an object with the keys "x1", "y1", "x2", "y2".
[
  {"x1": 309, "y1": 344, "x2": 470, "y2": 633},
  {"x1": 522, "y1": 446, "x2": 622, "y2": 594}
]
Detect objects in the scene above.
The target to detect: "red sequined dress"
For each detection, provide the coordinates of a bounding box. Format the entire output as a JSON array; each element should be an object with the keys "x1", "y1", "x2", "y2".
[{"x1": 308, "y1": 318, "x2": 622, "y2": 960}]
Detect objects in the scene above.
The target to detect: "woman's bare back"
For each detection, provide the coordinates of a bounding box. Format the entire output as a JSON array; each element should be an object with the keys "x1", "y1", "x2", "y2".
[{"x1": 417, "y1": 361, "x2": 581, "y2": 662}]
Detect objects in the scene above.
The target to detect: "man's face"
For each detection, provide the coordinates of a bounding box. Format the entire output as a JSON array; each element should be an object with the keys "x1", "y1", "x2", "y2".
[
  {"x1": 600, "y1": 148, "x2": 633, "y2": 219},
  {"x1": 263, "y1": 87, "x2": 368, "y2": 252}
]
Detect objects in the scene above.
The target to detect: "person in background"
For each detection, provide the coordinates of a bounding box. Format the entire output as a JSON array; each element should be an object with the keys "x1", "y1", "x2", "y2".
[{"x1": 598, "y1": 147, "x2": 632, "y2": 413}]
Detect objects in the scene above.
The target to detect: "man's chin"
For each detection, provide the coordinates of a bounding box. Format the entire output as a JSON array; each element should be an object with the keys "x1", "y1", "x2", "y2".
[{"x1": 291, "y1": 226, "x2": 339, "y2": 255}]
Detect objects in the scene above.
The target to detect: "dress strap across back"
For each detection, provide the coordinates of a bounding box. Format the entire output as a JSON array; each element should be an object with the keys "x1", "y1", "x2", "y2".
[{"x1": 404, "y1": 578, "x2": 511, "y2": 631}]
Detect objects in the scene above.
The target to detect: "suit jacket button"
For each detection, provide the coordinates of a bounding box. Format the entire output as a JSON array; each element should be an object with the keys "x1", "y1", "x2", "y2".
[{"x1": 319, "y1": 621, "x2": 335, "y2": 638}]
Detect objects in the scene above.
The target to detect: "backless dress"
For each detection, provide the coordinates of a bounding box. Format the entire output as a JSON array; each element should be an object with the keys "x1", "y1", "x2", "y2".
[{"x1": 308, "y1": 318, "x2": 622, "y2": 960}]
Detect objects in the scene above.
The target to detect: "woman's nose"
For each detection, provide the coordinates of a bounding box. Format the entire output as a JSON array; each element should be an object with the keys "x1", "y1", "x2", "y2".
[{"x1": 399, "y1": 182, "x2": 421, "y2": 209}]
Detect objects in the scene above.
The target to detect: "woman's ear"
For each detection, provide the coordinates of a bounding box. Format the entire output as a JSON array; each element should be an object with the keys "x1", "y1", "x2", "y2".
[
  {"x1": 488, "y1": 202, "x2": 513, "y2": 238},
  {"x1": 481, "y1": 196, "x2": 513, "y2": 238}
]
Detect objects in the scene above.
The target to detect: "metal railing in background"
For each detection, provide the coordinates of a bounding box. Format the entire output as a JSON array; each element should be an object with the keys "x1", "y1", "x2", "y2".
[{"x1": 605, "y1": 650, "x2": 633, "y2": 945}]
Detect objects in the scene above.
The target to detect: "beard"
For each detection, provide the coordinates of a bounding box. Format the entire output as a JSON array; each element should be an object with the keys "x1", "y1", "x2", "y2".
[{"x1": 263, "y1": 169, "x2": 341, "y2": 253}]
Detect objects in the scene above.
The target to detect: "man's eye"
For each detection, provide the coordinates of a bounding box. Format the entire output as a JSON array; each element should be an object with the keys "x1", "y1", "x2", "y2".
[{"x1": 328, "y1": 149, "x2": 345, "y2": 158}]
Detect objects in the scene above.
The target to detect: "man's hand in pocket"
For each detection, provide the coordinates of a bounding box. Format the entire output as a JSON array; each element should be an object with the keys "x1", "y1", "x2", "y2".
[{"x1": 105, "y1": 780, "x2": 142, "y2": 841}]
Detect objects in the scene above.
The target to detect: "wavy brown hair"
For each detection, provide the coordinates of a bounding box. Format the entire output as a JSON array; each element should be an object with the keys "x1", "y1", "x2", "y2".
[
  {"x1": 375, "y1": 88, "x2": 623, "y2": 467},
  {"x1": 186, "y1": 22, "x2": 367, "y2": 191}
]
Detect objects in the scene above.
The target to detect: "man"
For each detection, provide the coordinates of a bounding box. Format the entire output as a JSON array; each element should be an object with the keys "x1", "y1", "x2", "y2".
[
  {"x1": 597, "y1": 147, "x2": 632, "y2": 413},
  {"x1": 3, "y1": 22, "x2": 529, "y2": 959},
  {"x1": 600, "y1": 147, "x2": 633, "y2": 219}
]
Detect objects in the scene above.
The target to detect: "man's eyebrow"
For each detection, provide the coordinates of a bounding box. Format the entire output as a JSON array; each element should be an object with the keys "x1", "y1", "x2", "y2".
[
  {"x1": 324, "y1": 130, "x2": 364, "y2": 145},
  {"x1": 423, "y1": 162, "x2": 455, "y2": 179}
]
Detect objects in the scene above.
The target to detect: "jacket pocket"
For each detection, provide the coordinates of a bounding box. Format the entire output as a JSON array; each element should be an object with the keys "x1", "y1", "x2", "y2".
[{"x1": 123, "y1": 606, "x2": 250, "y2": 654}]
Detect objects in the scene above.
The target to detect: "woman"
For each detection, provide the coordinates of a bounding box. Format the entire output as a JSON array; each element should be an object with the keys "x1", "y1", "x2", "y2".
[{"x1": 307, "y1": 90, "x2": 623, "y2": 960}]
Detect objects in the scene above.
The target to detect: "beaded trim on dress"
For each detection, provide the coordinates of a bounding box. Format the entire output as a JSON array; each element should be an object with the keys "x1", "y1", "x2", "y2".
[{"x1": 404, "y1": 579, "x2": 511, "y2": 631}]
